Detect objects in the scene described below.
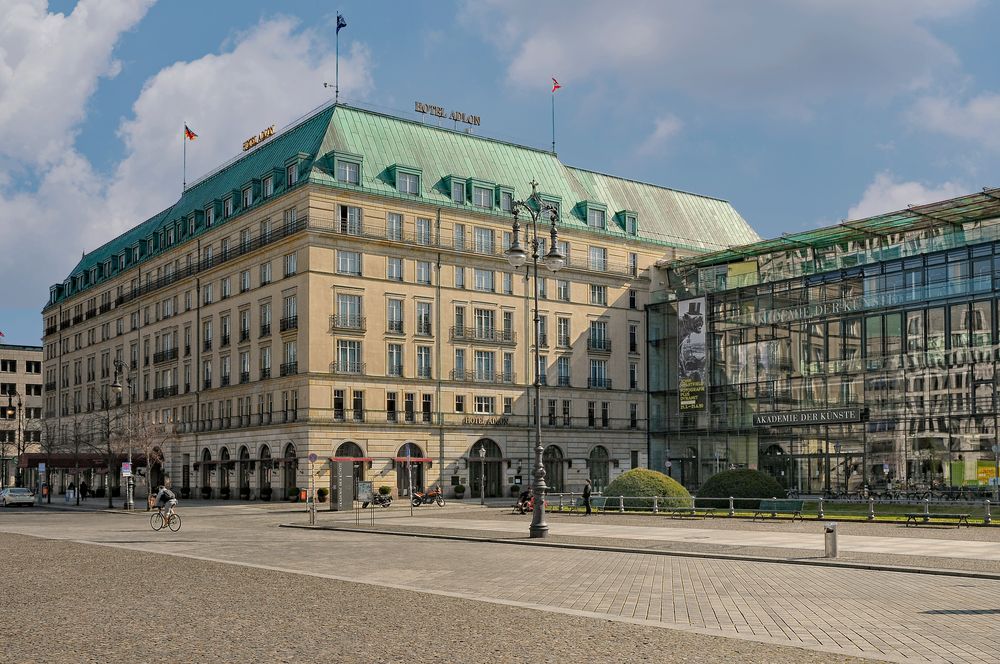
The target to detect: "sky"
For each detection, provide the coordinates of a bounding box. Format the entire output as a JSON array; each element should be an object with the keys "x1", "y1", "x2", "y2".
[{"x1": 2, "y1": 0, "x2": 1000, "y2": 346}]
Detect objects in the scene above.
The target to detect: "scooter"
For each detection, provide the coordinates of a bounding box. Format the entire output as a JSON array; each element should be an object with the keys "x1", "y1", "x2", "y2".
[
  {"x1": 362, "y1": 492, "x2": 392, "y2": 508},
  {"x1": 410, "y1": 486, "x2": 445, "y2": 507}
]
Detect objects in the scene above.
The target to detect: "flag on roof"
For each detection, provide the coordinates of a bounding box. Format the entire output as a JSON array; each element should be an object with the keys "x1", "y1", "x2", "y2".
[
  {"x1": 551, "y1": 78, "x2": 561, "y2": 93},
  {"x1": 0, "y1": 330, "x2": 5, "y2": 337},
  {"x1": 184, "y1": 125, "x2": 197, "y2": 141},
  {"x1": 336, "y1": 13, "x2": 347, "y2": 33}
]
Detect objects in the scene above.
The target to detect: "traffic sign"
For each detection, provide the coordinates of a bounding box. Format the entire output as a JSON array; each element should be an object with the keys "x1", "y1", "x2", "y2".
[
  {"x1": 307, "y1": 452, "x2": 318, "y2": 463},
  {"x1": 121, "y1": 462, "x2": 132, "y2": 477},
  {"x1": 38, "y1": 462, "x2": 46, "y2": 475},
  {"x1": 664, "y1": 461, "x2": 672, "y2": 469}
]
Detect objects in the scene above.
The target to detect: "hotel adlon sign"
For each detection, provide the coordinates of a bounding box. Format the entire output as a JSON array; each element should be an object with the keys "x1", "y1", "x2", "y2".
[{"x1": 752, "y1": 408, "x2": 867, "y2": 427}]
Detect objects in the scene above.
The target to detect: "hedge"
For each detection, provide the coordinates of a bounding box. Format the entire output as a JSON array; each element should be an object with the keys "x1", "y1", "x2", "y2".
[
  {"x1": 696, "y1": 469, "x2": 785, "y2": 509},
  {"x1": 603, "y1": 469, "x2": 690, "y2": 510}
]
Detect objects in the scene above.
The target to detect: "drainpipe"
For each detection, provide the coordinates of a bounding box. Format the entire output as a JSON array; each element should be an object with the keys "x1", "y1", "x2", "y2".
[{"x1": 435, "y1": 208, "x2": 445, "y2": 489}]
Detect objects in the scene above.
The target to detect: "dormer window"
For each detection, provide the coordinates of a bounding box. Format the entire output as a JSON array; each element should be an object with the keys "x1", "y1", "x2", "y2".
[
  {"x1": 188, "y1": 216, "x2": 196, "y2": 235},
  {"x1": 286, "y1": 162, "x2": 298, "y2": 187},
  {"x1": 263, "y1": 175, "x2": 273, "y2": 198},
  {"x1": 587, "y1": 207, "x2": 605, "y2": 229},
  {"x1": 472, "y1": 185, "x2": 492, "y2": 209},
  {"x1": 146, "y1": 239, "x2": 154, "y2": 255},
  {"x1": 398, "y1": 171, "x2": 419, "y2": 195},
  {"x1": 242, "y1": 186, "x2": 253, "y2": 208},
  {"x1": 167, "y1": 228, "x2": 175, "y2": 245},
  {"x1": 500, "y1": 190, "x2": 513, "y2": 212},
  {"x1": 206, "y1": 206, "x2": 215, "y2": 227},
  {"x1": 119, "y1": 254, "x2": 126, "y2": 270},
  {"x1": 336, "y1": 159, "x2": 360, "y2": 185},
  {"x1": 451, "y1": 180, "x2": 465, "y2": 204},
  {"x1": 626, "y1": 214, "x2": 637, "y2": 235},
  {"x1": 131, "y1": 247, "x2": 139, "y2": 263},
  {"x1": 224, "y1": 197, "x2": 233, "y2": 218}
]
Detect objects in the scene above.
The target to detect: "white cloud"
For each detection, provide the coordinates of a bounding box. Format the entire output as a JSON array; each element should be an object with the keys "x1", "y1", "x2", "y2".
[
  {"x1": 0, "y1": 0, "x2": 154, "y2": 167},
  {"x1": 0, "y1": 12, "x2": 374, "y2": 312},
  {"x1": 847, "y1": 171, "x2": 967, "y2": 220},
  {"x1": 636, "y1": 114, "x2": 682, "y2": 156},
  {"x1": 463, "y1": 0, "x2": 975, "y2": 115},
  {"x1": 908, "y1": 93, "x2": 1000, "y2": 150}
]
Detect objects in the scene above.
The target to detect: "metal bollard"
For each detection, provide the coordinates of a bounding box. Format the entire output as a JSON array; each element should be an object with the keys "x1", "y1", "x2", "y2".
[
  {"x1": 985, "y1": 499, "x2": 992, "y2": 526},
  {"x1": 867, "y1": 496, "x2": 875, "y2": 521},
  {"x1": 923, "y1": 497, "x2": 930, "y2": 522},
  {"x1": 728, "y1": 496, "x2": 735, "y2": 517},
  {"x1": 824, "y1": 522, "x2": 838, "y2": 558},
  {"x1": 653, "y1": 495, "x2": 659, "y2": 514},
  {"x1": 619, "y1": 495, "x2": 625, "y2": 513},
  {"x1": 818, "y1": 497, "x2": 824, "y2": 520},
  {"x1": 558, "y1": 494, "x2": 564, "y2": 512}
]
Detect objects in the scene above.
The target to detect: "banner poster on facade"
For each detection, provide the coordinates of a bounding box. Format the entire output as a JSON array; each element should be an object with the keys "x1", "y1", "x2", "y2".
[{"x1": 678, "y1": 297, "x2": 707, "y2": 411}]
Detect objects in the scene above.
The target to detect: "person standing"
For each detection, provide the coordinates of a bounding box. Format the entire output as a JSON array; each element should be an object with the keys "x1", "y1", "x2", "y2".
[{"x1": 583, "y1": 479, "x2": 592, "y2": 516}]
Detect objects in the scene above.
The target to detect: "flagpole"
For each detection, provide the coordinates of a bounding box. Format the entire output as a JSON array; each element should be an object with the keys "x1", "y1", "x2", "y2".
[
  {"x1": 183, "y1": 123, "x2": 187, "y2": 191},
  {"x1": 335, "y1": 23, "x2": 340, "y2": 104},
  {"x1": 551, "y1": 91, "x2": 556, "y2": 153}
]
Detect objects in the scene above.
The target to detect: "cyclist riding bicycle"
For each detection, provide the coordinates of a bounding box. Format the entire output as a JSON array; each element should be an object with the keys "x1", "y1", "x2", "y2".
[{"x1": 154, "y1": 485, "x2": 177, "y2": 522}]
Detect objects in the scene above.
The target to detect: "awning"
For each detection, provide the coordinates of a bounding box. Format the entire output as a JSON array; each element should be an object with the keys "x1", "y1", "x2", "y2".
[
  {"x1": 392, "y1": 456, "x2": 433, "y2": 463},
  {"x1": 329, "y1": 456, "x2": 373, "y2": 463},
  {"x1": 461, "y1": 456, "x2": 509, "y2": 462}
]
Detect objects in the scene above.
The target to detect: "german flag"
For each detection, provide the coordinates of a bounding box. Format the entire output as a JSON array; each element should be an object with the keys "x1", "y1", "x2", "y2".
[{"x1": 184, "y1": 124, "x2": 197, "y2": 141}]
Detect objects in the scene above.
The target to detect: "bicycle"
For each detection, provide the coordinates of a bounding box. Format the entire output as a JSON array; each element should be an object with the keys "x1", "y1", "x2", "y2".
[{"x1": 150, "y1": 510, "x2": 182, "y2": 532}]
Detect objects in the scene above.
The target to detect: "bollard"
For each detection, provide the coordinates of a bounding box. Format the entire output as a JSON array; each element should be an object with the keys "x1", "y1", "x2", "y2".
[
  {"x1": 985, "y1": 499, "x2": 992, "y2": 526},
  {"x1": 867, "y1": 496, "x2": 875, "y2": 521},
  {"x1": 824, "y1": 522, "x2": 838, "y2": 558},
  {"x1": 728, "y1": 496, "x2": 735, "y2": 517},
  {"x1": 923, "y1": 497, "x2": 930, "y2": 522},
  {"x1": 818, "y1": 497, "x2": 824, "y2": 520},
  {"x1": 619, "y1": 495, "x2": 625, "y2": 513},
  {"x1": 653, "y1": 495, "x2": 659, "y2": 514},
  {"x1": 558, "y1": 494, "x2": 564, "y2": 512}
]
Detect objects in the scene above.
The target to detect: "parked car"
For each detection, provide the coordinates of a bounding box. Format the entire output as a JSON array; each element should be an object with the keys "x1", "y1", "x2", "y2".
[{"x1": 0, "y1": 487, "x2": 35, "y2": 507}]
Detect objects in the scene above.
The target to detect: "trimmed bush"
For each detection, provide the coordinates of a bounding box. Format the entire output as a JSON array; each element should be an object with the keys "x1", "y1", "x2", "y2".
[
  {"x1": 378, "y1": 485, "x2": 392, "y2": 496},
  {"x1": 317, "y1": 487, "x2": 329, "y2": 502},
  {"x1": 696, "y1": 469, "x2": 785, "y2": 510},
  {"x1": 603, "y1": 469, "x2": 690, "y2": 510},
  {"x1": 453, "y1": 484, "x2": 466, "y2": 498}
]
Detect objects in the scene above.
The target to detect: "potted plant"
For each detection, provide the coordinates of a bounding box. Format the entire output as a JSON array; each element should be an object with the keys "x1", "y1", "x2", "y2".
[
  {"x1": 239, "y1": 486, "x2": 250, "y2": 500},
  {"x1": 288, "y1": 486, "x2": 299, "y2": 502},
  {"x1": 260, "y1": 484, "x2": 272, "y2": 501},
  {"x1": 317, "y1": 487, "x2": 329, "y2": 503},
  {"x1": 510, "y1": 484, "x2": 520, "y2": 497},
  {"x1": 201, "y1": 486, "x2": 212, "y2": 499},
  {"x1": 378, "y1": 485, "x2": 392, "y2": 496},
  {"x1": 220, "y1": 486, "x2": 230, "y2": 500},
  {"x1": 454, "y1": 484, "x2": 466, "y2": 499}
]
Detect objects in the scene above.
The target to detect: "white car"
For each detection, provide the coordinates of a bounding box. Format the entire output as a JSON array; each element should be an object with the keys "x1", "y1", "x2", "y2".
[{"x1": 0, "y1": 487, "x2": 35, "y2": 507}]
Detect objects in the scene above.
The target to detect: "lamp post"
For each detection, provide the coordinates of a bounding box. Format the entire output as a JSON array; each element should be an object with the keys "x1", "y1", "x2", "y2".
[
  {"x1": 5, "y1": 392, "x2": 22, "y2": 488},
  {"x1": 111, "y1": 359, "x2": 135, "y2": 510},
  {"x1": 478, "y1": 443, "x2": 486, "y2": 506},
  {"x1": 834, "y1": 441, "x2": 842, "y2": 495},
  {"x1": 505, "y1": 180, "x2": 565, "y2": 539}
]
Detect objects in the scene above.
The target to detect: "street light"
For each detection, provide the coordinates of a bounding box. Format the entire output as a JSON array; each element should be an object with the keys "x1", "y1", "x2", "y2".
[
  {"x1": 505, "y1": 180, "x2": 565, "y2": 539},
  {"x1": 478, "y1": 443, "x2": 486, "y2": 506},
  {"x1": 111, "y1": 359, "x2": 135, "y2": 511},
  {"x1": 5, "y1": 392, "x2": 22, "y2": 488}
]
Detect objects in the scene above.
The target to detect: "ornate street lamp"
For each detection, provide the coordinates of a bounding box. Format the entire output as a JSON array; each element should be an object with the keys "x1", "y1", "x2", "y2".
[
  {"x1": 111, "y1": 359, "x2": 135, "y2": 511},
  {"x1": 478, "y1": 443, "x2": 487, "y2": 507},
  {"x1": 505, "y1": 180, "x2": 565, "y2": 538}
]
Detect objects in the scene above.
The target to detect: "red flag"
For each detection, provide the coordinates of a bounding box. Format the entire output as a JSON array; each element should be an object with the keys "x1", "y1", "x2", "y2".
[
  {"x1": 184, "y1": 124, "x2": 198, "y2": 141},
  {"x1": 0, "y1": 330, "x2": 5, "y2": 337},
  {"x1": 551, "y1": 78, "x2": 561, "y2": 93}
]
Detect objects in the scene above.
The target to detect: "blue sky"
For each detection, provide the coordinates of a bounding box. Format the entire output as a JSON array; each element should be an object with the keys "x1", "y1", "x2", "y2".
[{"x1": 3, "y1": 0, "x2": 1000, "y2": 346}]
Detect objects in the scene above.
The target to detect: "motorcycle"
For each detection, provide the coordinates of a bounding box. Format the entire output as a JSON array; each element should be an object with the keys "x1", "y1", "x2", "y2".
[
  {"x1": 410, "y1": 486, "x2": 445, "y2": 507},
  {"x1": 362, "y1": 492, "x2": 392, "y2": 509}
]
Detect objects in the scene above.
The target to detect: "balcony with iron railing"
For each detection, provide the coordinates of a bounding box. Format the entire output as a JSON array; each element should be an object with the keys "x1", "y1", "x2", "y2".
[
  {"x1": 260, "y1": 367, "x2": 271, "y2": 380},
  {"x1": 152, "y1": 385, "x2": 179, "y2": 399},
  {"x1": 99, "y1": 303, "x2": 111, "y2": 314},
  {"x1": 386, "y1": 320, "x2": 404, "y2": 334},
  {"x1": 280, "y1": 315, "x2": 298, "y2": 332},
  {"x1": 260, "y1": 323, "x2": 271, "y2": 337},
  {"x1": 280, "y1": 361, "x2": 298, "y2": 376},
  {"x1": 330, "y1": 314, "x2": 366, "y2": 333},
  {"x1": 450, "y1": 369, "x2": 516, "y2": 384},
  {"x1": 85, "y1": 308, "x2": 97, "y2": 319},
  {"x1": 332, "y1": 361, "x2": 365, "y2": 375},
  {"x1": 153, "y1": 348, "x2": 178, "y2": 364},
  {"x1": 587, "y1": 377, "x2": 613, "y2": 389},
  {"x1": 587, "y1": 336, "x2": 612, "y2": 353},
  {"x1": 558, "y1": 375, "x2": 571, "y2": 387},
  {"x1": 240, "y1": 371, "x2": 250, "y2": 384},
  {"x1": 221, "y1": 375, "x2": 231, "y2": 387},
  {"x1": 203, "y1": 339, "x2": 213, "y2": 352},
  {"x1": 203, "y1": 378, "x2": 212, "y2": 390},
  {"x1": 221, "y1": 334, "x2": 231, "y2": 348},
  {"x1": 417, "y1": 366, "x2": 432, "y2": 379},
  {"x1": 387, "y1": 364, "x2": 403, "y2": 377},
  {"x1": 449, "y1": 326, "x2": 516, "y2": 345},
  {"x1": 239, "y1": 330, "x2": 251, "y2": 343},
  {"x1": 415, "y1": 322, "x2": 433, "y2": 337}
]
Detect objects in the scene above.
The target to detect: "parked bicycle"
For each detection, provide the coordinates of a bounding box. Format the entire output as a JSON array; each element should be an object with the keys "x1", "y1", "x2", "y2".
[{"x1": 150, "y1": 511, "x2": 182, "y2": 532}]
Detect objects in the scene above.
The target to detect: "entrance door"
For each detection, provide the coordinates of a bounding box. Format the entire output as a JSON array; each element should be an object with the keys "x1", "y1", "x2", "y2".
[
  {"x1": 396, "y1": 442, "x2": 425, "y2": 496},
  {"x1": 283, "y1": 443, "x2": 298, "y2": 497},
  {"x1": 469, "y1": 439, "x2": 503, "y2": 498},
  {"x1": 335, "y1": 441, "x2": 366, "y2": 496},
  {"x1": 543, "y1": 445, "x2": 564, "y2": 492},
  {"x1": 259, "y1": 446, "x2": 272, "y2": 499}
]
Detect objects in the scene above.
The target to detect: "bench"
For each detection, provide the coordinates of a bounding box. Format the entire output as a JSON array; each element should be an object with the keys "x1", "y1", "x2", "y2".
[
  {"x1": 904, "y1": 512, "x2": 971, "y2": 528},
  {"x1": 668, "y1": 507, "x2": 716, "y2": 519},
  {"x1": 752, "y1": 499, "x2": 804, "y2": 521}
]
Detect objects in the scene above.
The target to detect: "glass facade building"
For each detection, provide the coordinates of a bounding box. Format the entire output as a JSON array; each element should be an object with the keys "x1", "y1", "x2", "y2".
[{"x1": 649, "y1": 190, "x2": 1000, "y2": 495}]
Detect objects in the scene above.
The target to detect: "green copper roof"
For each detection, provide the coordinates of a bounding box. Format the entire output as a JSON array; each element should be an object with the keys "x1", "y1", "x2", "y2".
[{"x1": 50, "y1": 102, "x2": 757, "y2": 309}]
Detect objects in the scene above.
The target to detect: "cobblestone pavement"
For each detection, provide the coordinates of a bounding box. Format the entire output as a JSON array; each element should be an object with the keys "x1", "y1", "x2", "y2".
[
  {"x1": 0, "y1": 531, "x2": 869, "y2": 664},
  {"x1": 4, "y1": 507, "x2": 1000, "y2": 662}
]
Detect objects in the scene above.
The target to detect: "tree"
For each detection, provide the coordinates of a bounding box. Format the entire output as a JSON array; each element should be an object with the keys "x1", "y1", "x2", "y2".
[
  {"x1": 56, "y1": 414, "x2": 90, "y2": 506},
  {"x1": 126, "y1": 410, "x2": 176, "y2": 510},
  {"x1": 85, "y1": 386, "x2": 130, "y2": 509},
  {"x1": 36, "y1": 418, "x2": 66, "y2": 503}
]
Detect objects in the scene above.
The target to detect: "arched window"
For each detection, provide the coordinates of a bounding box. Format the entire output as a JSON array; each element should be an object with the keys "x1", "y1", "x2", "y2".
[
  {"x1": 589, "y1": 445, "x2": 610, "y2": 492},
  {"x1": 543, "y1": 445, "x2": 564, "y2": 492},
  {"x1": 335, "y1": 441, "x2": 366, "y2": 491},
  {"x1": 259, "y1": 446, "x2": 272, "y2": 496},
  {"x1": 219, "y1": 447, "x2": 231, "y2": 489},
  {"x1": 396, "y1": 442, "x2": 425, "y2": 496},
  {"x1": 238, "y1": 445, "x2": 250, "y2": 493},
  {"x1": 469, "y1": 439, "x2": 503, "y2": 499},
  {"x1": 200, "y1": 448, "x2": 212, "y2": 489},
  {"x1": 283, "y1": 443, "x2": 298, "y2": 496}
]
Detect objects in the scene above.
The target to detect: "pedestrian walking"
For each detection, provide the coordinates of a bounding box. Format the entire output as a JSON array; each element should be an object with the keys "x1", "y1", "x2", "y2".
[
  {"x1": 583, "y1": 480, "x2": 592, "y2": 516},
  {"x1": 79, "y1": 480, "x2": 88, "y2": 500}
]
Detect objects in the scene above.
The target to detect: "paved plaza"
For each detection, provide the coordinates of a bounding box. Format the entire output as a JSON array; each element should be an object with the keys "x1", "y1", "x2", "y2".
[{"x1": 1, "y1": 503, "x2": 999, "y2": 663}]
